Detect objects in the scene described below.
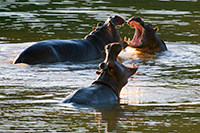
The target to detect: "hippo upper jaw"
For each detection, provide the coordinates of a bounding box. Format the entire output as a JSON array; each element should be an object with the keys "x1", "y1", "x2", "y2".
[
  {"x1": 126, "y1": 17, "x2": 146, "y2": 48},
  {"x1": 105, "y1": 15, "x2": 126, "y2": 27}
]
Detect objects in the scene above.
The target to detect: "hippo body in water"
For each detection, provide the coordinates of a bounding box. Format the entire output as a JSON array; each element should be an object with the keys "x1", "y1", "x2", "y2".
[
  {"x1": 13, "y1": 15, "x2": 125, "y2": 65},
  {"x1": 61, "y1": 42, "x2": 138, "y2": 105},
  {"x1": 126, "y1": 17, "x2": 167, "y2": 53}
]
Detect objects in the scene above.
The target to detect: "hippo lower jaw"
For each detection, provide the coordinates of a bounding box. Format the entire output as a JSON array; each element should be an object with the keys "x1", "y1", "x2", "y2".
[{"x1": 125, "y1": 20, "x2": 145, "y2": 48}]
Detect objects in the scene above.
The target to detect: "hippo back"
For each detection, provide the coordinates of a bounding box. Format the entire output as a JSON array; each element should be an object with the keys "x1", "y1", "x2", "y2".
[
  {"x1": 61, "y1": 84, "x2": 119, "y2": 105},
  {"x1": 14, "y1": 15, "x2": 125, "y2": 65},
  {"x1": 14, "y1": 39, "x2": 105, "y2": 64}
]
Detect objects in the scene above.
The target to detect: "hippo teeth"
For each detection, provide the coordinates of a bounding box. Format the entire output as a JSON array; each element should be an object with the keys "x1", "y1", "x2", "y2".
[
  {"x1": 132, "y1": 63, "x2": 135, "y2": 68},
  {"x1": 124, "y1": 36, "x2": 140, "y2": 46},
  {"x1": 124, "y1": 36, "x2": 132, "y2": 45},
  {"x1": 128, "y1": 38, "x2": 131, "y2": 45},
  {"x1": 128, "y1": 20, "x2": 144, "y2": 46},
  {"x1": 124, "y1": 36, "x2": 127, "y2": 42},
  {"x1": 124, "y1": 36, "x2": 142, "y2": 46}
]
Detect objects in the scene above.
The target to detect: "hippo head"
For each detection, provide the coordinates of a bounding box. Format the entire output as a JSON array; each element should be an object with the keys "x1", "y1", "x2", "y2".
[
  {"x1": 87, "y1": 15, "x2": 126, "y2": 45},
  {"x1": 104, "y1": 15, "x2": 126, "y2": 26},
  {"x1": 94, "y1": 42, "x2": 138, "y2": 96},
  {"x1": 126, "y1": 17, "x2": 167, "y2": 53}
]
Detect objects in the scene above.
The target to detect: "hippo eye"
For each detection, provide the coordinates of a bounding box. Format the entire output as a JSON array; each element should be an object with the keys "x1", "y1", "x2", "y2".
[
  {"x1": 151, "y1": 44, "x2": 157, "y2": 48},
  {"x1": 107, "y1": 66, "x2": 115, "y2": 76}
]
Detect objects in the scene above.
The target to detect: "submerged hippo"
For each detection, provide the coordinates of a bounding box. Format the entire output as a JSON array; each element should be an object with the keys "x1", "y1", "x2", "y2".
[
  {"x1": 61, "y1": 42, "x2": 138, "y2": 105},
  {"x1": 13, "y1": 15, "x2": 125, "y2": 65},
  {"x1": 125, "y1": 16, "x2": 167, "y2": 53}
]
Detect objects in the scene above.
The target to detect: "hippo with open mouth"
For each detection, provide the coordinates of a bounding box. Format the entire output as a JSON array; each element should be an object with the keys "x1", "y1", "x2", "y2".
[
  {"x1": 61, "y1": 42, "x2": 138, "y2": 105},
  {"x1": 125, "y1": 17, "x2": 167, "y2": 53},
  {"x1": 13, "y1": 15, "x2": 125, "y2": 65}
]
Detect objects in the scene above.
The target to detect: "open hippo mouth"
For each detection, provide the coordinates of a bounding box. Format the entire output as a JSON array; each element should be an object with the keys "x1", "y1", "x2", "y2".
[
  {"x1": 125, "y1": 17, "x2": 145, "y2": 47},
  {"x1": 125, "y1": 16, "x2": 167, "y2": 53},
  {"x1": 97, "y1": 42, "x2": 137, "y2": 79}
]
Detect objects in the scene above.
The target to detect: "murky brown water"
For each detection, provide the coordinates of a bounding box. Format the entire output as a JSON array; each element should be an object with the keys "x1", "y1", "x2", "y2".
[{"x1": 0, "y1": 0, "x2": 200, "y2": 132}]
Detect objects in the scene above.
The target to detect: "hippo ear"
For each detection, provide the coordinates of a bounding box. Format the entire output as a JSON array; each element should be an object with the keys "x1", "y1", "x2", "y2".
[
  {"x1": 154, "y1": 27, "x2": 159, "y2": 32},
  {"x1": 95, "y1": 70, "x2": 101, "y2": 75}
]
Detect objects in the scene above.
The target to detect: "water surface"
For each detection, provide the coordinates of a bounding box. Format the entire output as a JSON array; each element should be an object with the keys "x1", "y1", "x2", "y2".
[{"x1": 0, "y1": 0, "x2": 200, "y2": 132}]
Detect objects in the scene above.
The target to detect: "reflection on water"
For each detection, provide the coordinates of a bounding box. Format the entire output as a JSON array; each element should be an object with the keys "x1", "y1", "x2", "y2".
[
  {"x1": 0, "y1": 0, "x2": 200, "y2": 132},
  {"x1": 0, "y1": 0, "x2": 200, "y2": 44},
  {"x1": 120, "y1": 43, "x2": 200, "y2": 105}
]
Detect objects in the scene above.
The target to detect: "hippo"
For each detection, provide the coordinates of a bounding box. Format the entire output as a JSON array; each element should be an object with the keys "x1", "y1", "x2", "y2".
[
  {"x1": 125, "y1": 16, "x2": 167, "y2": 53},
  {"x1": 61, "y1": 42, "x2": 138, "y2": 105},
  {"x1": 13, "y1": 15, "x2": 125, "y2": 65}
]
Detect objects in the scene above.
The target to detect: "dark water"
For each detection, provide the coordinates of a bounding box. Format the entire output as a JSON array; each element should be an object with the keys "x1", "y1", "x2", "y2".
[{"x1": 0, "y1": 0, "x2": 200, "y2": 132}]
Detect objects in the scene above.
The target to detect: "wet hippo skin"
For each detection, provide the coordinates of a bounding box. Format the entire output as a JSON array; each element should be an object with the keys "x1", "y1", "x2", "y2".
[
  {"x1": 61, "y1": 42, "x2": 138, "y2": 105},
  {"x1": 13, "y1": 15, "x2": 125, "y2": 65},
  {"x1": 125, "y1": 16, "x2": 167, "y2": 53}
]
